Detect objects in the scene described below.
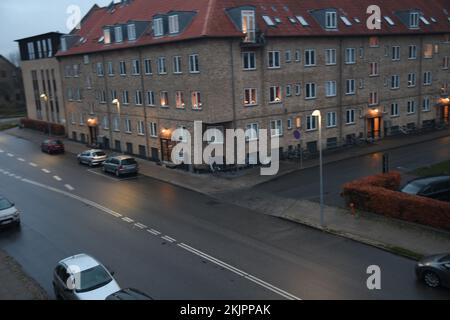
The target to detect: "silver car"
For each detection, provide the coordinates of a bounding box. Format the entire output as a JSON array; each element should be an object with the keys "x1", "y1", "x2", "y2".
[
  {"x1": 416, "y1": 253, "x2": 450, "y2": 289},
  {"x1": 0, "y1": 196, "x2": 20, "y2": 228},
  {"x1": 77, "y1": 150, "x2": 108, "y2": 167},
  {"x1": 103, "y1": 155, "x2": 139, "y2": 177},
  {"x1": 53, "y1": 254, "x2": 121, "y2": 300}
]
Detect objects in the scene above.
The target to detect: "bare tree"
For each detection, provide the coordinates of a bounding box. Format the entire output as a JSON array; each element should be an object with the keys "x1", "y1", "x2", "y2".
[{"x1": 7, "y1": 50, "x2": 20, "y2": 67}]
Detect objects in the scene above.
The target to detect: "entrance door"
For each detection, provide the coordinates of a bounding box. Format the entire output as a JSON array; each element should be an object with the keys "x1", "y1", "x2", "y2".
[
  {"x1": 368, "y1": 117, "x2": 381, "y2": 139},
  {"x1": 160, "y1": 139, "x2": 176, "y2": 162},
  {"x1": 88, "y1": 126, "x2": 98, "y2": 146},
  {"x1": 444, "y1": 106, "x2": 449, "y2": 124}
]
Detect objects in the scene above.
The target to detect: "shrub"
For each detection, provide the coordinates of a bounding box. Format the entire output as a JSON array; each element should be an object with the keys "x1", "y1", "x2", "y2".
[
  {"x1": 20, "y1": 118, "x2": 65, "y2": 136},
  {"x1": 342, "y1": 172, "x2": 450, "y2": 231}
]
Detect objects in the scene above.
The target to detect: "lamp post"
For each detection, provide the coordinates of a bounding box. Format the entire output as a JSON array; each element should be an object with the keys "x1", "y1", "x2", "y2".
[
  {"x1": 112, "y1": 99, "x2": 122, "y2": 152},
  {"x1": 40, "y1": 93, "x2": 51, "y2": 136},
  {"x1": 312, "y1": 110, "x2": 324, "y2": 228}
]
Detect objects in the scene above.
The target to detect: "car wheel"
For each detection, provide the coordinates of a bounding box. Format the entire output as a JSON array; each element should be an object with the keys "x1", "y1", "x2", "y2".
[
  {"x1": 423, "y1": 271, "x2": 441, "y2": 288},
  {"x1": 115, "y1": 170, "x2": 121, "y2": 177}
]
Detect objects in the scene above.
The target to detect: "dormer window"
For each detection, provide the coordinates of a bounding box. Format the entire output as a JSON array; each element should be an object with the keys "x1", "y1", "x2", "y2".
[
  {"x1": 241, "y1": 10, "x2": 255, "y2": 43},
  {"x1": 325, "y1": 11, "x2": 337, "y2": 29},
  {"x1": 154, "y1": 18, "x2": 164, "y2": 37},
  {"x1": 114, "y1": 26, "x2": 123, "y2": 43},
  {"x1": 127, "y1": 23, "x2": 136, "y2": 41},
  {"x1": 104, "y1": 29, "x2": 111, "y2": 44},
  {"x1": 409, "y1": 12, "x2": 419, "y2": 28},
  {"x1": 169, "y1": 15, "x2": 179, "y2": 34}
]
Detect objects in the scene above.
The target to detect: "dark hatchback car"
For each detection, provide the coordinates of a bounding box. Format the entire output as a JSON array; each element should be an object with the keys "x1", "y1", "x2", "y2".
[
  {"x1": 416, "y1": 253, "x2": 450, "y2": 289},
  {"x1": 103, "y1": 156, "x2": 139, "y2": 177},
  {"x1": 106, "y1": 288, "x2": 153, "y2": 300},
  {"x1": 401, "y1": 176, "x2": 450, "y2": 202},
  {"x1": 41, "y1": 139, "x2": 65, "y2": 154}
]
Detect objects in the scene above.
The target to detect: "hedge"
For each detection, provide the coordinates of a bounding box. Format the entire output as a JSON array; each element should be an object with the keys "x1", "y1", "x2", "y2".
[
  {"x1": 20, "y1": 118, "x2": 65, "y2": 136},
  {"x1": 342, "y1": 172, "x2": 450, "y2": 231}
]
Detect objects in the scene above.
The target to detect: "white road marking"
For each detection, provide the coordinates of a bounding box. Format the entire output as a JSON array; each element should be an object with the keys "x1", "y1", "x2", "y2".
[
  {"x1": 161, "y1": 236, "x2": 176, "y2": 243},
  {"x1": 53, "y1": 176, "x2": 62, "y2": 181},
  {"x1": 177, "y1": 243, "x2": 301, "y2": 300},
  {"x1": 17, "y1": 158, "x2": 25, "y2": 162},
  {"x1": 64, "y1": 184, "x2": 74, "y2": 191},
  {"x1": 87, "y1": 169, "x2": 121, "y2": 182},
  {"x1": 7, "y1": 153, "x2": 14, "y2": 157},
  {"x1": 147, "y1": 229, "x2": 161, "y2": 236},
  {"x1": 134, "y1": 223, "x2": 147, "y2": 229},
  {"x1": 18, "y1": 177, "x2": 300, "y2": 301},
  {"x1": 29, "y1": 162, "x2": 38, "y2": 167},
  {"x1": 122, "y1": 217, "x2": 134, "y2": 223},
  {"x1": 0, "y1": 149, "x2": 4, "y2": 153},
  {"x1": 15, "y1": 176, "x2": 22, "y2": 180},
  {"x1": 42, "y1": 169, "x2": 51, "y2": 174}
]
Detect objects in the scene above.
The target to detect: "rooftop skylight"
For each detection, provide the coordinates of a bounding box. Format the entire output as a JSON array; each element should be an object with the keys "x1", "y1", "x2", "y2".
[
  {"x1": 384, "y1": 16, "x2": 395, "y2": 26},
  {"x1": 274, "y1": 17, "x2": 282, "y2": 24},
  {"x1": 288, "y1": 17, "x2": 297, "y2": 24},
  {"x1": 354, "y1": 17, "x2": 361, "y2": 23},
  {"x1": 340, "y1": 16, "x2": 352, "y2": 26},
  {"x1": 262, "y1": 15, "x2": 275, "y2": 26},
  {"x1": 420, "y1": 16, "x2": 431, "y2": 25},
  {"x1": 296, "y1": 15, "x2": 309, "y2": 26}
]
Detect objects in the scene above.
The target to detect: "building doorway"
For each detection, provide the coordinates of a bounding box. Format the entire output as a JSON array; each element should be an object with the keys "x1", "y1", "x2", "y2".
[
  {"x1": 367, "y1": 117, "x2": 381, "y2": 139},
  {"x1": 160, "y1": 139, "x2": 176, "y2": 162},
  {"x1": 443, "y1": 105, "x2": 449, "y2": 124},
  {"x1": 88, "y1": 126, "x2": 98, "y2": 146}
]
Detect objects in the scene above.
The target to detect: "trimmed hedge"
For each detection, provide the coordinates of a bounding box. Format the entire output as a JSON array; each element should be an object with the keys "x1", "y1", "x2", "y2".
[
  {"x1": 342, "y1": 172, "x2": 450, "y2": 231},
  {"x1": 20, "y1": 118, "x2": 65, "y2": 136}
]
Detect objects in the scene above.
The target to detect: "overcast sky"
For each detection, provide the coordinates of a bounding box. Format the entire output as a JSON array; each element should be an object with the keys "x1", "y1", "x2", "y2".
[{"x1": 0, "y1": 0, "x2": 112, "y2": 59}]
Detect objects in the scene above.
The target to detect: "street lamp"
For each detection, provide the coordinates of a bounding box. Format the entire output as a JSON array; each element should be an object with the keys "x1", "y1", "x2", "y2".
[
  {"x1": 40, "y1": 93, "x2": 51, "y2": 136},
  {"x1": 312, "y1": 109, "x2": 324, "y2": 228}
]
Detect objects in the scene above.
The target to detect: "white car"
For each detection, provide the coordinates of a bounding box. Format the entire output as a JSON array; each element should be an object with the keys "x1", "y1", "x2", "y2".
[
  {"x1": 53, "y1": 254, "x2": 121, "y2": 300},
  {"x1": 0, "y1": 196, "x2": 20, "y2": 227}
]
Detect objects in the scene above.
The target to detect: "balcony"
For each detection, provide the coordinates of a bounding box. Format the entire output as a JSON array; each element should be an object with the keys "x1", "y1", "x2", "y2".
[{"x1": 241, "y1": 31, "x2": 265, "y2": 48}]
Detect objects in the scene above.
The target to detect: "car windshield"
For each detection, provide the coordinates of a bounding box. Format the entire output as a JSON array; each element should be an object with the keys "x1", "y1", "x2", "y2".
[
  {"x1": 75, "y1": 265, "x2": 112, "y2": 293},
  {"x1": 401, "y1": 182, "x2": 423, "y2": 195},
  {"x1": 93, "y1": 152, "x2": 106, "y2": 157},
  {"x1": 122, "y1": 159, "x2": 137, "y2": 165},
  {"x1": 0, "y1": 198, "x2": 13, "y2": 210},
  {"x1": 438, "y1": 255, "x2": 450, "y2": 263}
]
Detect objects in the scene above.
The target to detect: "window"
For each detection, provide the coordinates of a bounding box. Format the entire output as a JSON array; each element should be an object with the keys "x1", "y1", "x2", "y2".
[
  {"x1": 137, "y1": 120, "x2": 145, "y2": 135},
  {"x1": 144, "y1": 59, "x2": 152, "y2": 75},
  {"x1": 149, "y1": 122, "x2": 158, "y2": 138},
  {"x1": 407, "y1": 100, "x2": 416, "y2": 114},
  {"x1": 110, "y1": 89, "x2": 117, "y2": 101},
  {"x1": 295, "y1": 84, "x2": 302, "y2": 96},
  {"x1": 359, "y1": 47, "x2": 364, "y2": 59},
  {"x1": 115, "y1": 26, "x2": 123, "y2": 43},
  {"x1": 154, "y1": 18, "x2": 164, "y2": 36},
  {"x1": 169, "y1": 15, "x2": 179, "y2": 34},
  {"x1": 132, "y1": 59, "x2": 140, "y2": 75},
  {"x1": 326, "y1": 112, "x2": 337, "y2": 127},
  {"x1": 409, "y1": 12, "x2": 419, "y2": 28},
  {"x1": 287, "y1": 118, "x2": 293, "y2": 130},
  {"x1": 408, "y1": 73, "x2": 416, "y2": 87},
  {"x1": 346, "y1": 79, "x2": 355, "y2": 95},
  {"x1": 409, "y1": 45, "x2": 417, "y2": 59},
  {"x1": 242, "y1": 10, "x2": 256, "y2": 43},
  {"x1": 113, "y1": 116, "x2": 120, "y2": 132},
  {"x1": 246, "y1": 123, "x2": 259, "y2": 141},
  {"x1": 369, "y1": 91, "x2": 378, "y2": 105},
  {"x1": 243, "y1": 52, "x2": 256, "y2": 70},
  {"x1": 325, "y1": 81, "x2": 336, "y2": 97},
  {"x1": 173, "y1": 56, "x2": 182, "y2": 74},
  {"x1": 286, "y1": 85, "x2": 292, "y2": 97},
  {"x1": 27, "y1": 42, "x2": 35, "y2": 60},
  {"x1": 423, "y1": 97, "x2": 431, "y2": 111},
  {"x1": 285, "y1": 50, "x2": 292, "y2": 63},
  {"x1": 70, "y1": 112, "x2": 76, "y2": 124},
  {"x1": 305, "y1": 83, "x2": 316, "y2": 99},
  {"x1": 295, "y1": 50, "x2": 301, "y2": 62},
  {"x1": 268, "y1": 51, "x2": 280, "y2": 68},
  {"x1": 304, "y1": 49, "x2": 316, "y2": 66},
  {"x1": 135, "y1": 90, "x2": 143, "y2": 105},
  {"x1": 295, "y1": 117, "x2": 301, "y2": 128},
  {"x1": 102, "y1": 116, "x2": 109, "y2": 130},
  {"x1": 158, "y1": 57, "x2": 167, "y2": 74},
  {"x1": 107, "y1": 61, "x2": 114, "y2": 76},
  {"x1": 146, "y1": 91, "x2": 155, "y2": 106},
  {"x1": 244, "y1": 88, "x2": 257, "y2": 106},
  {"x1": 270, "y1": 120, "x2": 283, "y2": 137},
  {"x1": 346, "y1": 109, "x2": 355, "y2": 124},
  {"x1": 79, "y1": 112, "x2": 86, "y2": 126},
  {"x1": 124, "y1": 118, "x2": 132, "y2": 133},
  {"x1": 175, "y1": 91, "x2": 185, "y2": 109},
  {"x1": 96, "y1": 62, "x2": 104, "y2": 76},
  {"x1": 391, "y1": 75, "x2": 400, "y2": 89},
  {"x1": 369, "y1": 62, "x2": 379, "y2": 76},
  {"x1": 391, "y1": 103, "x2": 399, "y2": 116},
  {"x1": 424, "y1": 44, "x2": 433, "y2": 58},
  {"x1": 325, "y1": 11, "x2": 337, "y2": 29},
  {"x1": 191, "y1": 92, "x2": 202, "y2": 110},
  {"x1": 423, "y1": 71, "x2": 432, "y2": 85},
  {"x1": 119, "y1": 61, "x2": 127, "y2": 75},
  {"x1": 189, "y1": 54, "x2": 199, "y2": 73},
  {"x1": 369, "y1": 36, "x2": 379, "y2": 47},
  {"x1": 99, "y1": 90, "x2": 106, "y2": 103},
  {"x1": 122, "y1": 90, "x2": 129, "y2": 105},
  {"x1": 269, "y1": 86, "x2": 282, "y2": 103},
  {"x1": 127, "y1": 23, "x2": 136, "y2": 41},
  {"x1": 306, "y1": 115, "x2": 317, "y2": 131},
  {"x1": 443, "y1": 56, "x2": 449, "y2": 69},
  {"x1": 262, "y1": 15, "x2": 275, "y2": 26},
  {"x1": 392, "y1": 46, "x2": 400, "y2": 61},
  {"x1": 345, "y1": 48, "x2": 356, "y2": 64},
  {"x1": 67, "y1": 88, "x2": 73, "y2": 101},
  {"x1": 325, "y1": 49, "x2": 336, "y2": 65},
  {"x1": 160, "y1": 91, "x2": 169, "y2": 107},
  {"x1": 103, "y1": 28, "x2": 111, "y2": 44}
]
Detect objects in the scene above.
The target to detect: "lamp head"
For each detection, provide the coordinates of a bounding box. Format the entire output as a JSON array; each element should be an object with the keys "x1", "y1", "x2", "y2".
[
  {"x1": 112, "y1": 99, "x2": 119, "y2": 105},
  {"x1": 312, "y1": 110, "x2": 321, "y2": 117}
]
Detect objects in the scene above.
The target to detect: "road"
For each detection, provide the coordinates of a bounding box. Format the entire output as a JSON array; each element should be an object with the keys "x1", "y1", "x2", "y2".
[
  {"x1": 0, "y1": 132, "x2": 449, "y2": 300},
  {"x1": 256, "y1": 135, "x2": 450, "y2": 207}
]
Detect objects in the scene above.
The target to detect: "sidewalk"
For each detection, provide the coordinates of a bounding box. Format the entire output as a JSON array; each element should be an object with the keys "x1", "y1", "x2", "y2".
[{"x1": 0, "y1": 250, "x2": 48, "y2": 300}]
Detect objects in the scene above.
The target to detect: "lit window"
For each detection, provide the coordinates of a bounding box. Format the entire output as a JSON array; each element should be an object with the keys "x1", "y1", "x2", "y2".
[
  {"x1": 423, "y1": 44, "x2": 433, "y2": 58},
  {"x1": 269, "y1": 86, "x2": 282, "y2": 103},
  {"x1": 369, "y1": 37, "x2": 379, "y2": 47},
  {"x1": 244, "y1": 88, "x2": 257, "y2": 106},
  {"x1": 104, "y1": 29, "x2": 111, "y2": 44},
  {"x1": 191, "y1": 92, "x2": 202, "y2": 110},
  {"x1": 160, "y1": 91, "x2": 169, "y2": 107},
  {"x1": 176, "y1": 91, "x2": 185, "y2": 108}
]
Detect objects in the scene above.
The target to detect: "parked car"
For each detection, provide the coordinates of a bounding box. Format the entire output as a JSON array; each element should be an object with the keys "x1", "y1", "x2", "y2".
[
  {"x1": 416, "y1": 253, "x2": 450, "y2": 288},
  {"x1": 0, "y1": 196, "x2": 20, "y2": 228},
  {"x1": 106, "y1": 288, "x2": 153, "y2": 300},
  {"x1": 41, "y1": 139, "x2": 65, "y2": 154},
  {"x1": 401, "y1": 176, "x2": 450, "y2": 202},
  {"x1": 77, "y1": 150, "x2": 108, "y2": 167},
  {"x1": 53, "y1": 254, "x2": 120, "y2": 300},
  {"x1": 103, "y1": 155, "x2": 139, "y2": 177}
]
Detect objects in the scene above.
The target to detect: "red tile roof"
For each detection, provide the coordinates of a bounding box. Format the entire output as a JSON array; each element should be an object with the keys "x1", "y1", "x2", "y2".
[{"x1": 57, "y1": 0, "x2": 450, "y2": 57}]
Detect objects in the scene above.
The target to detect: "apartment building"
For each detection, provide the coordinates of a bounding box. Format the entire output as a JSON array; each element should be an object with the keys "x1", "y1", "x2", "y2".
[
  {"x1": 0, "y1": 55, "x2": 25, "y2": 116},
  {"x1": 16, "y1": 32, "x2": 66, "y2": 125},
  {"x1": 57, "y1": 0, "x2": 450, "y2": 162}
]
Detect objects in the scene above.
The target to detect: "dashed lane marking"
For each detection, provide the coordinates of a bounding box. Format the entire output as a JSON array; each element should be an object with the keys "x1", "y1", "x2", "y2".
[
  {"x1": 42, "y1": 169, "x2": 51, "y2": 174},
  {"x1": 17, "y1": 158, "x2": 25, "y2": 162},
  {"x1": 64, "y1": 184, "x2": 74, "y2": 191},
  {"x1": 134, "y1": 223, "x2": 147, "y2": 229},
  {"x1": 161, "y1": 236, "x2": 177, "y2": 243},
  {"x1": 29, "y1": 163, "x2": 38, "y2": 167},
  {"x1": 7, "y1": 153, "x2": 14, "y2": 157},
  {"x1": 122, "y1": 217, "x2": 135, "y2": 223},
  {"x1": 147, "y1": 229, "x2": 161, "y2": 236},
  {"x1": 53, "y1": 176, "x2": 62, "y2": 181}
]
